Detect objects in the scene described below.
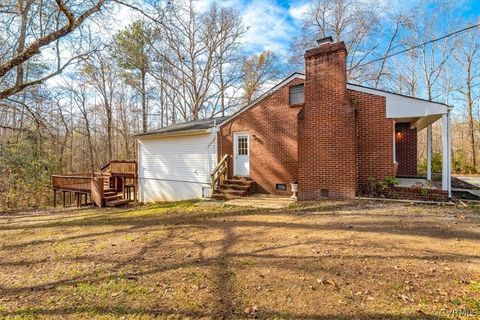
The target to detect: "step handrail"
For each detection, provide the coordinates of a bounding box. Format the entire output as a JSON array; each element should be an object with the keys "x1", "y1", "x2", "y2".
[{"x1": 211, "y1": 154, "x2": 228, "y2": 193}]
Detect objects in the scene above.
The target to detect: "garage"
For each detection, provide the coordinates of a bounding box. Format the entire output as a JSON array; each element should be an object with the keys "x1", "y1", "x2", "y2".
[{"x1": 137, "y1": 118, "x2": 226, "y2": 202}]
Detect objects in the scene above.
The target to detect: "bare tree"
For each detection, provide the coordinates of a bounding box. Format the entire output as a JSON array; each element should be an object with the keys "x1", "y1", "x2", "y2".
[
  {"x1": 81, "y1": 51, "x2": 118, "y2": 161},
  {"x1": 404, "y1": 2, "x2": 455, "y2": 101},
  {"x1": 454, "y1": 31, "x2": 480, "y2": 171},
  {"x1": 63, "y1": 82, "x2": 96, "y2": 172},
  {"x1": 290, "y1": 0, "x2": 380, "y2": 81},
  {"x1": 0, "y1": 0, "x2": 105, "y2": 99},
  {"x1": 150, "y1": 0, "x2": 244, "y2": 121},
  {"x1": 241, "y1": 51, "x2": 278, "y2": 105}
]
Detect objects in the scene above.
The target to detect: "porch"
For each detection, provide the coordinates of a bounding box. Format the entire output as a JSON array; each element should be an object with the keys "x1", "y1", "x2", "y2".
[{"x1": 348, "y1": 84, "x2": 453, "y2": 198}]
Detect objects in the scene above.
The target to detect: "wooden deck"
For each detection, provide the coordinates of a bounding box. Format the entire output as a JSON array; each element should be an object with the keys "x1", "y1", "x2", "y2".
[{"x1": 51, "y1": 160, "x2": 138, "y2": 208}]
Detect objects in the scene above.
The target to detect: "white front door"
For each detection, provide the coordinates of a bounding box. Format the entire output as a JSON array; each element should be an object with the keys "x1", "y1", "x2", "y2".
[{"x1": 234, "y1": 133, "x2": 250, "y2": 176}]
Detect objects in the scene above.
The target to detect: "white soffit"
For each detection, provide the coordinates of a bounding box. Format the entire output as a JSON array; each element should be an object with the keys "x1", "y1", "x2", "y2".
[{"x1": 347, "y1": 83, "x2": 449, "y2": 119}]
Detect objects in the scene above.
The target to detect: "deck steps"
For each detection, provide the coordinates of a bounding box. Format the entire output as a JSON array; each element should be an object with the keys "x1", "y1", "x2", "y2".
[
  {"x1": 103, "y1": 187, "x2": 130, "y2": 207},
  {"x1": 104, "y1": 194, "x2": 122, "y2": 202},
  {"x1": 211, "y1": 176, "x2": 255, "y2": 200},
  {"x1": 105, "y1": 198, "x2": 130, "y2": 207}
]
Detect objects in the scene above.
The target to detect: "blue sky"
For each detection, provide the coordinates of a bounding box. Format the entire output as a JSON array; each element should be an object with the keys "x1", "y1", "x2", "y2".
[
  {"x1": 110, "y1": 0, "x2": 309, "y2": 56},
  {"x1": 52, "y1": 0, "x2": 480, "y2": 91},
  {"x1": 108, "y1": 0, "x2": 480, "y2": 60}
]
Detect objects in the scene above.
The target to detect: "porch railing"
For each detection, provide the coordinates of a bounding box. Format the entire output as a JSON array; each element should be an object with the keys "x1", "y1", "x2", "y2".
[{"x1": 210, "y1": 154, "x2": 228, "y2": 193}]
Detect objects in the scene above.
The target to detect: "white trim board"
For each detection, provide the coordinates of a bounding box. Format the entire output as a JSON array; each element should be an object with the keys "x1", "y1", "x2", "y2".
[
  {"x1": 233, "y1": 132, "x2": 250, "y2": 177},
  {"x1": 218, "y1": 73, "x2": 306, "y2": 127},
  {"x1": 346, "y1": 83, "x2": 450, "y2": 123},
  {"x1": 217, "y1": 72, "x2": 450, "y2": 132}
]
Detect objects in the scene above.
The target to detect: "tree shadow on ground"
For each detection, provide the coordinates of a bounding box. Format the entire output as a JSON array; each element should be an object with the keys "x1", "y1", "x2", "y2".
[{"x1": 0, "y1": 202, "x2": 478, "y2": 319}]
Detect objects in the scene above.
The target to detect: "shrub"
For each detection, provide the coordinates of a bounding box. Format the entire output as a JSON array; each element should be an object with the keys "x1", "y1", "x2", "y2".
[
  {"x1": 364, "y1": 176, "x2": 398, "y2": 197},
  {"x1": 418, "y1": 152, "x2": 442, "y2": 174}
]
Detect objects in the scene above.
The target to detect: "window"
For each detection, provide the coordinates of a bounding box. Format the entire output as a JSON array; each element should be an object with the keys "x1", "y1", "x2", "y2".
[
  {"x1": 289, "y1": 84, "x2": 304, "y2": 105},
  {"x1": 276, "y1": 183, "x2": 287, "y2": 190},
  {"x1": 237, "y1": 136, "x2": 248, "y2": 155}
]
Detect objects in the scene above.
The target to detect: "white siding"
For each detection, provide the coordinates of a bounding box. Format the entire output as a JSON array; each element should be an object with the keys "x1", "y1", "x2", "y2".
[{"x1": 138, "y1": 132, "x2": 216, "y2": 202}]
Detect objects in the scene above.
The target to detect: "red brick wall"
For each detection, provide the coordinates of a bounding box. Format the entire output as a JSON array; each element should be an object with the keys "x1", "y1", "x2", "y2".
[
  {"x1": 218, "y1": 78, "x2": 304, "y2": 195},
  {"x1": 298, "y1": 42, "x2": 357, "y2": 199},
  {"x1": 350, "y1": 90, "x2": 395, "y2": 188},
  {"x1": 217, "y1": 42, "x2": 414, "y2": 200},
  {"x1": 383, "y1": 186, "x2": 447, "y2": 202},
  {"x1": 395, "y1": 123, "x2": 417, "y2": 176}
]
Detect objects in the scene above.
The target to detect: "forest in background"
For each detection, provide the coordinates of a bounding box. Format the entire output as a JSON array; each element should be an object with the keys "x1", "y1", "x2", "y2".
[{"x1": 1, "y1": 0, "x2": 480, "y2": 210}]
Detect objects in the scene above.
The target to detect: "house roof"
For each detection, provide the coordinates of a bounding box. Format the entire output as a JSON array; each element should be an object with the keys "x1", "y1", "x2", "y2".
[
  {"x1": 218, "y1": 72, "x2": 450, "y2": 129},
  {"x1": 345, "y1": 83, "x2": 451, "y2": 130},
  {"x1": 218, "y1": 72, "x2": 305, "y2": 126},
  {"x1": 137, "y1": 72, "x2": 305, "y2": 140},
  {"x1": 291, "y1": 72, "x2": 451, "y2": 108},
  {"x1": 137, "y1": 71, "x2": 452, "y2": 139},
  {"x1": 136, "y1": 116, "x2": 229, "y2": 138}
]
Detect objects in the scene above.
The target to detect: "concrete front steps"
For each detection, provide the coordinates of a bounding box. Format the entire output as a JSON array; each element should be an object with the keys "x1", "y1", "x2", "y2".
[
  {"x1": 211, "y1": 177, "x2": 255, "y2": 200},
  {"x1": 103, "y1": 188, "x2": 130, "y2": 207}
]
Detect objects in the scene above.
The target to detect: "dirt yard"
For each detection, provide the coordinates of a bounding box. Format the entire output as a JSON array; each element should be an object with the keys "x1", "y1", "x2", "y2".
[{"x1": 0, "y1": 200, "x2": 479, "y2": 319}]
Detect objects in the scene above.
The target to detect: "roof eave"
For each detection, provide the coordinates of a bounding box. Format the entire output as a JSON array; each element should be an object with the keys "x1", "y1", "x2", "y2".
[
  {"x1": 216, "y1": 72, "x2": 306, "y2": 127},
  {"x1": 136, "y1": 128, "x2": 212, "y2": 140}
]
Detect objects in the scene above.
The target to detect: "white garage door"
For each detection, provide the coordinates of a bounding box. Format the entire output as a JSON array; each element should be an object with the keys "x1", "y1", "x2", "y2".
[{"x1": 138, "y1": 132, "x2": 216, "y2": 202}]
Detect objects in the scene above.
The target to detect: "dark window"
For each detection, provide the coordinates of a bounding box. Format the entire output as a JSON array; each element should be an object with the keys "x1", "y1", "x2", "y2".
[
  {"x1": 276, "y1": 183, "x2": 287, "y2": 190},
  {"x1": 289, "y1": 84, "x2": 304, "y2": 105}
]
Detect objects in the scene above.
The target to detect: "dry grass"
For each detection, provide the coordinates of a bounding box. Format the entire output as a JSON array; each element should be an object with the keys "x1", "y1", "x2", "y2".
[{"x1": 0, "y1": 200, "x2": 479, "y2": 319}]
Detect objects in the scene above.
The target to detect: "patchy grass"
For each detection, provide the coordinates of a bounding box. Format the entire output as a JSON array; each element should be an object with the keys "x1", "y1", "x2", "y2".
[{"x1": 0, "y1": 200, "x2": 479, "y2": 319}]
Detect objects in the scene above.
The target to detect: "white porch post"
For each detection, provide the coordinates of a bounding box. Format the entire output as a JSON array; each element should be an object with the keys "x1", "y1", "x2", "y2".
[
  {"x1": 441, "y1": 112, "x2": 451, "y2": 197},
  {"x1": 426, "y1": 124, "x2": 432, "y2": 180}
]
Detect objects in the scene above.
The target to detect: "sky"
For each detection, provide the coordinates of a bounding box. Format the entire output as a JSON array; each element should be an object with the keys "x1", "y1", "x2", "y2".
[
  {"x1": 48, "y1": 0, "x2": 480, "y2": 92},
  {"x1": 108, "y1": 0, "x2": 480, "y2": 57},
  {"x1": 108, "y1": 0, "x2": 311, "y2": 57}
]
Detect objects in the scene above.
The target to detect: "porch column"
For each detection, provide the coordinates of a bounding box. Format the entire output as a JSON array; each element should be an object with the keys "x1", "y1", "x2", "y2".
[
  {"x1": 441, "y1": 112, "x2": 451, "y2": 197},
  {"x1": 426, "y1": 124, "x2": 432, "y2": 180}
]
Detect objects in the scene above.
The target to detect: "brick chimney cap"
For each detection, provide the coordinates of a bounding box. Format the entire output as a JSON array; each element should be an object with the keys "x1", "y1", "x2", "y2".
[
  {"x1": 316, "y1": 36, "x2": 334, "y2": 46},
  {"x1": 305, "y1": 41, "x2": 347, "y2": 58}
]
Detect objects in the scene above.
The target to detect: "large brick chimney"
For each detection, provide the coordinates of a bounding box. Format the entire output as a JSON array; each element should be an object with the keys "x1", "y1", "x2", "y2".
[{"x1": 298, "y1": 38, "x2": 357, "y2": 199}]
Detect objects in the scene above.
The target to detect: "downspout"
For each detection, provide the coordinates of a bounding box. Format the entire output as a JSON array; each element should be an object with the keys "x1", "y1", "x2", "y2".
[
  {"x1": 206, "y1": 119, "x2": 218, "y2": 176},
  {"x1": 214, "y1": 119, "x2": 218, "y2": 163}
]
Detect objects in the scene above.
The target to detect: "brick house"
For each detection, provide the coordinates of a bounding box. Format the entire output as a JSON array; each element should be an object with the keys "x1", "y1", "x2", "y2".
[{"x1": 136, "y1": 39, "x2": 452, "y2": 202}]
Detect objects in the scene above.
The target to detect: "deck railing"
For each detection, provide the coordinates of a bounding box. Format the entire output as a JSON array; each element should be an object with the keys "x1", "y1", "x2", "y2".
[
  {"x1": 51, "y1": 175, "x2": 104, "y2": 207},
  {"x1": 52, "y1": 160, "x2": 137, "y2": 208},
  {"x1": 100, "y1": 160, "x2": 137, "y2": 176},
  {"x1": 51, "y1": 175, "x2": 92, "y2": 192},
  {"x1": 211, "y1": 154, "x2": 228, "y2": 193}
]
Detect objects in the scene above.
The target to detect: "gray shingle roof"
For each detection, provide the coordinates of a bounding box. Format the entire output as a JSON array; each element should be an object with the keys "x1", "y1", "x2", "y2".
[{"x1": 136, "y1": 116, "x2": 230, "y2": 137}]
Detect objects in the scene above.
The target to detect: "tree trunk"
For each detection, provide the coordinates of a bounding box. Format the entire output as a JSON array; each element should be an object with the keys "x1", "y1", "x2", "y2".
[
  {"x1": 141, "y1": 70, "x2": 147, "y2": 133},
  {"x1": 466, "y1": 65, "x2": 476, "y2": 171},
  {"x1": 106, "y1": 102, "x2": 113, "y2": 161}
]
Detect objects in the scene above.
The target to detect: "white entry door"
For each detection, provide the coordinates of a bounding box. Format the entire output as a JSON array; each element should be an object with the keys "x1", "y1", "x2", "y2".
[{"x1": 234, "y1": 133, "x2": 250, "y2": 176}]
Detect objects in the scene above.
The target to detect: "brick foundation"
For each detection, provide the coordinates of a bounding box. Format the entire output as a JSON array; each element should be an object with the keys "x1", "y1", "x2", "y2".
[{"x1": 383, "y1": 186, "x2": 448, "y2": 202}]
